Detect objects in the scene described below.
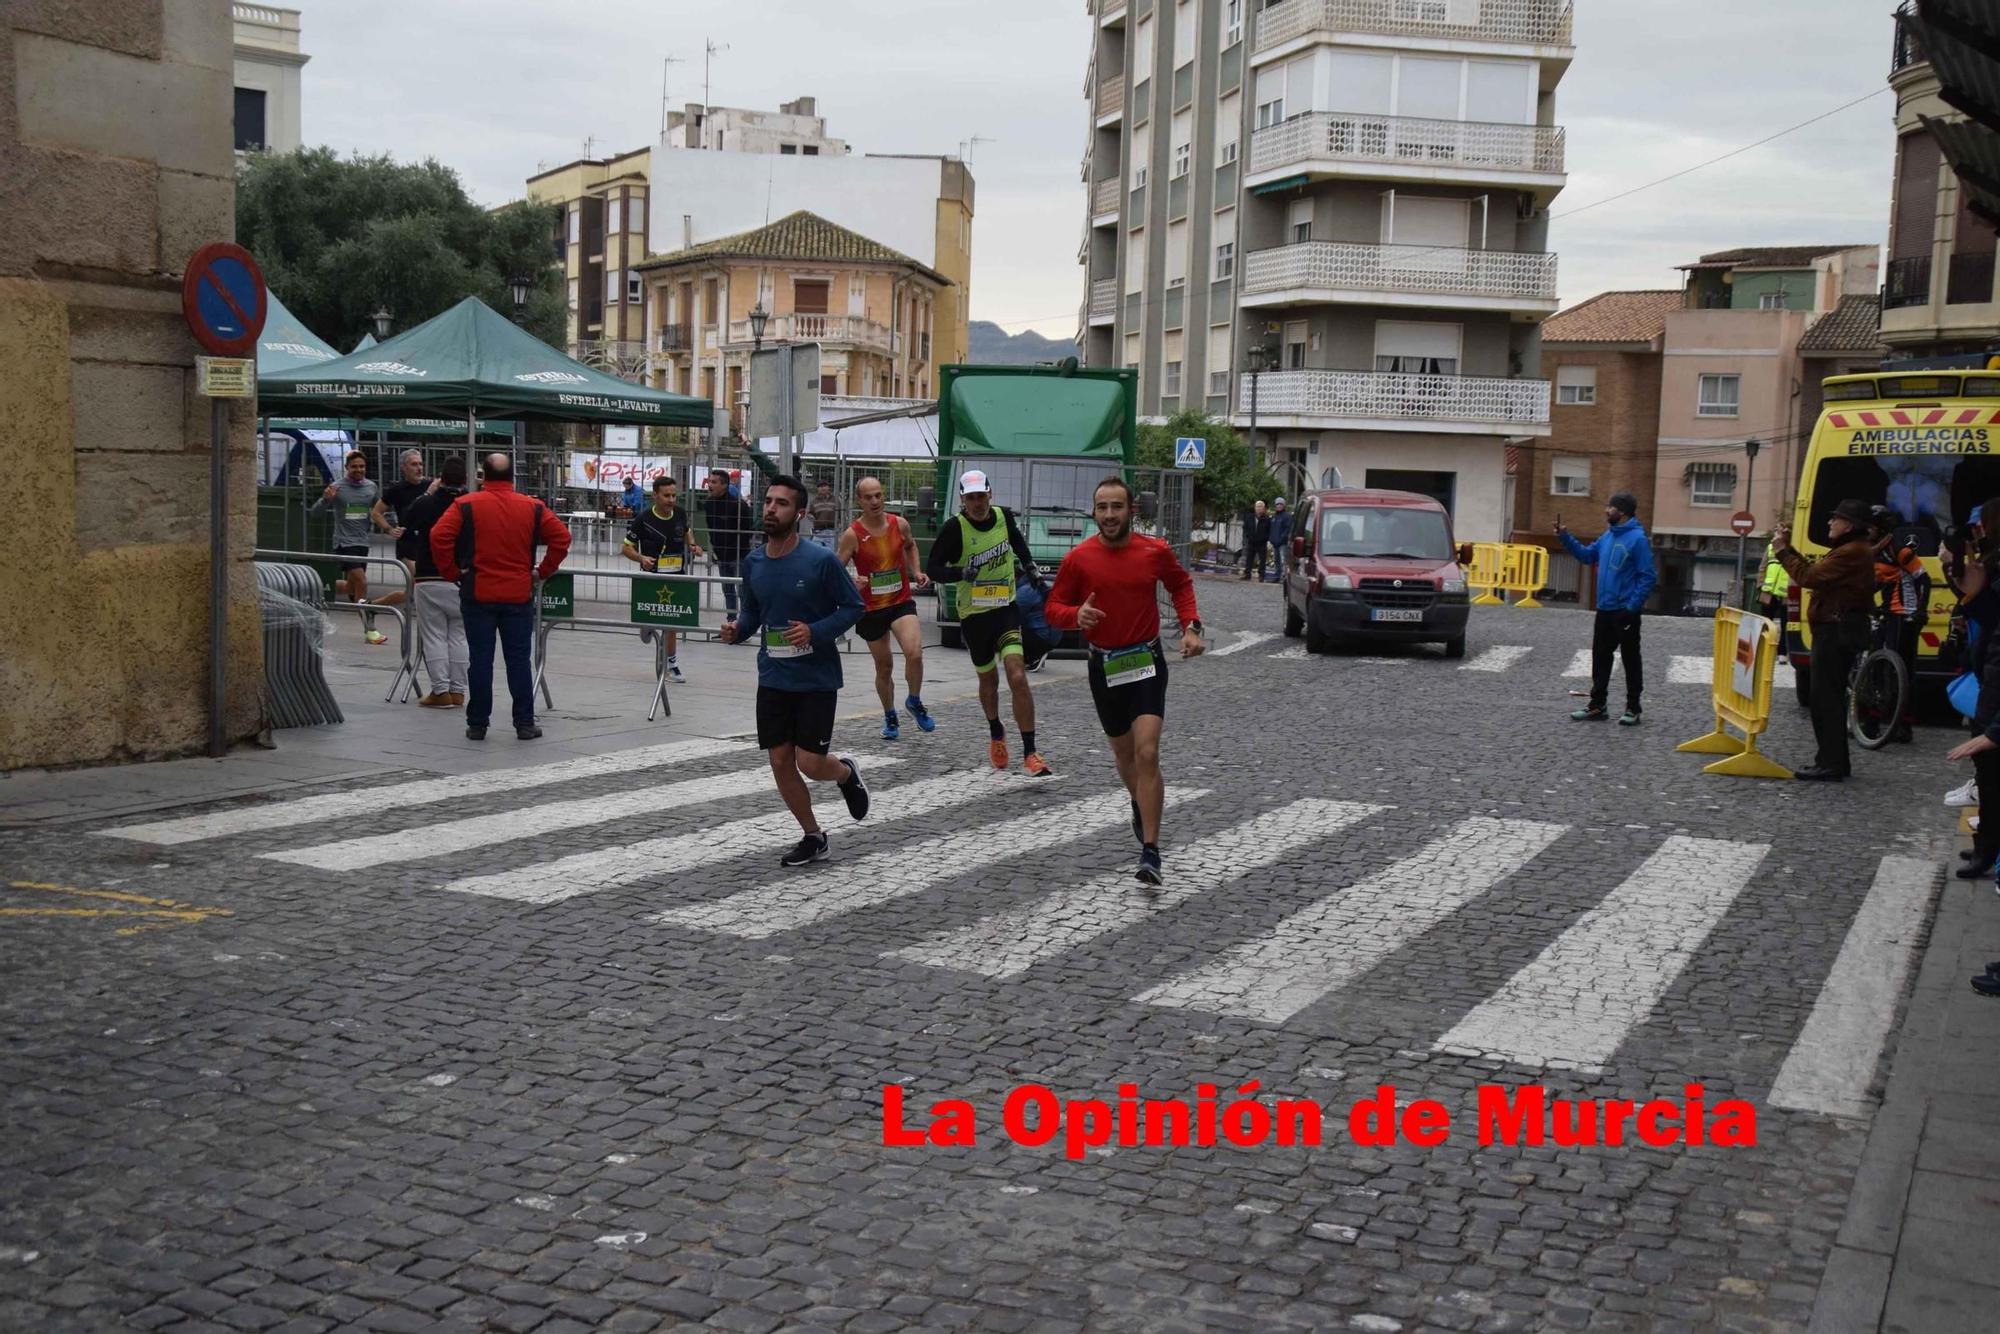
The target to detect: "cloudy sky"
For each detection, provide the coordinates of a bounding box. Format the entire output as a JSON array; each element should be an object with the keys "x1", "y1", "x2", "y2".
[{"x1": 301, "y1": 0, "x2": 1897, "y2": 338}]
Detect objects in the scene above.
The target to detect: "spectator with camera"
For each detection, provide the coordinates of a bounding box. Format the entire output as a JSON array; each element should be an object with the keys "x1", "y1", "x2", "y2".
[{"x1": 1772, "y1": 498, "x2": 1881, "y2": 781}]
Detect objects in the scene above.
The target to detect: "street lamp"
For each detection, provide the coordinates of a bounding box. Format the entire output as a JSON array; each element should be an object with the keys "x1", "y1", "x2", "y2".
[
  {"x1": 748, "y1": 301, "x2": 770, "y2": 351},
  {"x1": 508, "y1": 274, "x2": 530, "y2": 317},
  {"x1": 1244, "y1": 341, "x2": 1271, "y2": 469},
  {"x1": 371, "y1": 307, "x2": 393, "y2": 340},
  {"x1": 1734, "y1": 437, "x2": 1763, "y2": 610}
]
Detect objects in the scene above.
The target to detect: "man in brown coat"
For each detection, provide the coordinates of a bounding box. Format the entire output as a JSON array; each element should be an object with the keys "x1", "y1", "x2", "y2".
[{"x1": 1773, "y1": 497, "x2": 1881, "y2": 781}]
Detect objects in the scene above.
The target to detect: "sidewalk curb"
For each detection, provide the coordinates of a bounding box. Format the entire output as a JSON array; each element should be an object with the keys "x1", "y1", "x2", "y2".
[{"x1": 1806, "y1": 825, "x2": 1964, "y2": 1334}]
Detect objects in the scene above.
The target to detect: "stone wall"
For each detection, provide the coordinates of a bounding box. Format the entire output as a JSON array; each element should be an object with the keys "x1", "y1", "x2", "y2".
[{"x1": 0, "y1": 0, "x2": 263, "y2": 770}]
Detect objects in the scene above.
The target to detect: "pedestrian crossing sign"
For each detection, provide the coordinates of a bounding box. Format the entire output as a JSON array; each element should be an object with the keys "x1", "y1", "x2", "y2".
[{"x1": 1174, "y1": 436, "x2": 1206, "y2": 470}]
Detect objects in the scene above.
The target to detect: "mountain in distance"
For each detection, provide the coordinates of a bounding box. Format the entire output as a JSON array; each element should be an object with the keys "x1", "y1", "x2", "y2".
[{"x1": 966, "y1": 320, "x2": 1076, "y2": 365}]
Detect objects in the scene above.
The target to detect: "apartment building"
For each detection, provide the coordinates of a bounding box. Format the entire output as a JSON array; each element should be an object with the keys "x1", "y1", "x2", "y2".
[
  {"x1": 1077, "y1": 0, "x2": 1571, "y2": 542},
  {"x1": 1647, "y1": 245, "x2": 1878, "y2": 604},
  {"x1": 1881, "y1": 5, "x2": 2000, "y2": 360},
  {"x1": 232, "y1": 3, "x2": 307, "y2": 155},
  {"x1": 665, "y1": 96, "x2": 849, "y2": 155},
  {"x1": 525, "y1": 149, "x2": 652, "y2": 372},
  {"x1": 637, "y1": 211, "x2": 948, "y2": 436},
  {"x1": 1514, "y1": 290, "x2": 1679, "y2": 546}
]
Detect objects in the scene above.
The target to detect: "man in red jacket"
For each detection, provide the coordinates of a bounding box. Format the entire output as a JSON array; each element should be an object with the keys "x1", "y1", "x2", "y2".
[
  {"x1": 430, "y1": 454, "x2": 572, "y2": 741},
  {"x1": 1045, "y1": 476, "x2": 1204, "y2": 887}
]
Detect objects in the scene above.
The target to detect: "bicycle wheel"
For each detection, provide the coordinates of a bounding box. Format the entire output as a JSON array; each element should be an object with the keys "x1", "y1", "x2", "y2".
[{"x1": 1849, "y1": 648, "x2": 1908, "y2": 751}]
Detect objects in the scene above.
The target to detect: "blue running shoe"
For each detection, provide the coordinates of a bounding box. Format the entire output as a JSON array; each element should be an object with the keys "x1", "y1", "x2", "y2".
[
  {"x1": 907, "y1": 695, "x2": 936, "y2": 733},
  {"x1": 881, "y1": 710, "x2": 900, "y2": 741}
]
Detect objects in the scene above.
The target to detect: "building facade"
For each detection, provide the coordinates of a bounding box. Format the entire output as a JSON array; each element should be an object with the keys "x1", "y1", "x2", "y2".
[
  {"x1": 665, "y1": 96, "x2": 849, "y2": 155},
  {"x1": 637, "y1": 211, "x2": 947, "y2": 436},
  {"x1": 1077, "y1": 0, "x2": 1571, "y2": 542},
  {"x1": 1881, "y1": 6, "x2": 2000, "y2": 360},
  {"x1": 1514, "y1": 290, "x2": 1678, "y2": 551},
  {"x1": 5, "y1": 0, "x2": 263, "y2": 768},
  {"x1": 231, "y1": 2, "x2": 306, "y2": 155},
  {"x1": 1797, "y1": 293, "x2": 1888, "y2": 438},
  {"x1": 525, "y1": 148, "x2": 652, "y2": 371}
]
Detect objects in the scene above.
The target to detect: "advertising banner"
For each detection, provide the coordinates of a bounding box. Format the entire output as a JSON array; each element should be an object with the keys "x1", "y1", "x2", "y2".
[
  {"x1": 569, "y1": 454, "x2": 678, "y2": 490},
  {"x1": 631, "y1": 576, "x2": 699, "y2": 628}
]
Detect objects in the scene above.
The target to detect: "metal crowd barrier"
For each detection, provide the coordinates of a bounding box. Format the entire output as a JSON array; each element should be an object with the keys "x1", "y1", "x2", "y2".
[
  {"x1": 255, "y1": 563, "x2": 343, "y2": 727},
  {"x1": 253, "y1": 548, "x2": 417, "y2": 702},
  {"x1": 532, "y1": 565, "x2": 755, "y2": 722},
  {"x1": 1676, "y1": 608, "x2": 1791, "y2": 780}
]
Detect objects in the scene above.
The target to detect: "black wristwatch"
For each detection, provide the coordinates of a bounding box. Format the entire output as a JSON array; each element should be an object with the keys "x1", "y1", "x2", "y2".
[{"x1": 1185, "y1": 619, "x2": 1204, "y2": 635}]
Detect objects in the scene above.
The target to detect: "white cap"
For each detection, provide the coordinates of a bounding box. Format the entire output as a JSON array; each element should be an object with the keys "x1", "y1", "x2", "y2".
[{"x1": 960, "y1": 469, "x2": 991, "y2": 496}]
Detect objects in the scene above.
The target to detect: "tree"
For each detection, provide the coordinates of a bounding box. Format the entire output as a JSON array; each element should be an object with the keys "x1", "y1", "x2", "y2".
[
  {"x1": 236, "y1": 148, "x2": 565, "y2": 351},
  {"x1": 1137, "y1": 410, "x2": 1280, "y2": 525}
]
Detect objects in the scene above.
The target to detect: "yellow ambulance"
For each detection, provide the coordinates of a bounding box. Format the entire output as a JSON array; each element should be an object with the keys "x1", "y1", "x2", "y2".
[{"x1": 1786, "y1": 363, "x2": 2000, "y2": 695}]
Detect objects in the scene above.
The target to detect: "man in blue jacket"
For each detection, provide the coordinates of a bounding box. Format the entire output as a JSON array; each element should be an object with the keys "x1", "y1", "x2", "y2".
[
  {"x1": 719, "y1": 475, "x2": 871, "y2": 866},
  {"x1": 1266, "y1": 498, "x2": 1293, "y2": 582},
  {"x1": 1557, "y1": 491, "x2": 1658, "y2": 725}
]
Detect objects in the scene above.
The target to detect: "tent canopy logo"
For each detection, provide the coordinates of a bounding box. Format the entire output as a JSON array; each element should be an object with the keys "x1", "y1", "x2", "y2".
[
  {"x1": 516, "y1": 370, "x2": 590, "y2": 385},
  {"x1": 354, "y1": 360, "x2": 429, "y2": 377}
]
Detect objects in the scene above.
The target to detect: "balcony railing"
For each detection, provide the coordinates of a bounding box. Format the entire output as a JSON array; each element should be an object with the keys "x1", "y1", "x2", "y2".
[
  {"x1": 656, "y1": 323, "x2": 691, "y2": 352},
  {"x1": 1892, "y1": 4, "x2": 1925, "y2": 74},
  {"x1": 1090, "y1": 279, "x2": 1117, "y2": 321},
  {"x1": 1238, "y1": 368, "x2": 1549, "y2": 426},
  {"x1": 1093, "y1": 176, "x2": 1121, "y2": 217},
  {"x1": 1255, "y1": 0, "x2": 1573, "y2": 54},
  {"x1": 1241, "y1": 240, "x2": 1557, "y2": 303},
  {"x1": 823, "y1": 395, "x2": 932, "y2": 417},
  {"x1": 1883, "y1": 255, "x2": 1932, "y2": 310},
  {"x1": 1096, "y1": 0, "x2": 1128, "y2": 20},
  {"x1": 1250, "y1": 111, "x2": 1565, "y2": 178},
  {"x1": 1948, "y1": 251, "x2": 1996, "y2": 306},
  {"x1": 1096, "y1": 73, "x2": 1125, "y2": 118},
  {"x1": 726, "y1": 313, "x2": 894, "y2": 349}
]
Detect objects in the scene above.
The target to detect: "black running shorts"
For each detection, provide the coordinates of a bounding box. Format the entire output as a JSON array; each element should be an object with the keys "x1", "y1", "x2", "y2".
[
  {"x1": 1086, "y1": 641, "x2": 1169, "y2": 738},
  {"x1": 756, "y1": 687, "x2": 838, "y2": 755},
  {"x1": 856, "y1": 599, "x2": 917, "y2": 643},
  {"x1": 962, "y1": 605, "x2": 1022, "y2": 673},
  {"x1": 334, "y1": 544, "x2": 369, "y2": 574}
]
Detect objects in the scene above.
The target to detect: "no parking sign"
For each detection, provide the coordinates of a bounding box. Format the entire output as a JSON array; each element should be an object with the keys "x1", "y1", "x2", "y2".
[{"x1": 181, "y1": 242, "x2": 267, "y2": 357}]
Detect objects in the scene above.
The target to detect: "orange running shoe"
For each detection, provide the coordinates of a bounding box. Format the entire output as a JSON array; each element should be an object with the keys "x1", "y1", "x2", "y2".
[
  {"x1": 988, "y1": 737, "x2": 1009, "y2": 770},
  {"x1": 1024, "y1": 752, "x2": 1054, "y2": 778}
]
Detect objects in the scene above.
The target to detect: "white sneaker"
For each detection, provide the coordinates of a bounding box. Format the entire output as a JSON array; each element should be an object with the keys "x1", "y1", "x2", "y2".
[
  {"x1": 667, "y1": 656, "x2": 685, "y2": 684},
  {"x1": 1946, "y1": 778, "x2": 1979, "y2": 808}
]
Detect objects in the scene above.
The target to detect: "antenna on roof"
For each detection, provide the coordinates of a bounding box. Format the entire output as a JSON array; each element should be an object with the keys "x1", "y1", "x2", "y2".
[
  {"x1": 958, "y1": 134, "x2": 995, "y2": 163},
  {"x1": 704, "y1": 38, "x2": 730, "y2": 121},
  {"x1": 660, "y1": 54, "x2": 687, "y2": 138}
]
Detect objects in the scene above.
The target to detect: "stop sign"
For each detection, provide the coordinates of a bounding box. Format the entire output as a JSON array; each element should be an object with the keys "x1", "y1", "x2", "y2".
[{"x1": 1729, "y1": 511, "x2": 1756, "y2": 536}]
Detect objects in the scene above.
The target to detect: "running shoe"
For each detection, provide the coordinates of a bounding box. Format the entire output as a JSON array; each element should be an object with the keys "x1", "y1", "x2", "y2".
[
  {"x1": 1570, "y1": 706, "x2": 1607, "y2": 722},
  {"x1": 1618, "y1": 710, "x2": 1642, "y2": 727},
  {"x1": 1024, "y1": 752, "x2": 1054, "y2": 778},
  {"x1": 667, "y1": 656, "x2": 685, "y2": 684},
  {"x1": 1131, "y1": 797, "x2": 1144, "y2": 844},
  {"x1": 1947, "y1": 778, "x2": 1979, "y2": 808},
  {"x1": 1136, "y1": 845, "x2": 1163, "y2": 887},
  {"x1": 989, "y1": 738, "x2": 1009, "y2": 771},
  {"x1": 882, "y1": 712, "x2": 900, "y2": 742},
  {"x1": 837, "y1": 754, "x2": 871, "y2": 821},
  {"x1": 365, "y1": 629, "x2": 388, "y2": 646},
  {"x1": 907, "y1": 696, "x2": 936, "y2": 733},
  {"x1": 781, "y1": 832, "x2": 829, "y2": 867}
]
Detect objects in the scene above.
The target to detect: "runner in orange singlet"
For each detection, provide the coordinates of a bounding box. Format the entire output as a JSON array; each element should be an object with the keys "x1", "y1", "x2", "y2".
[{"x1": 835, "y1": 476, "x2": 935, "y2": 740}]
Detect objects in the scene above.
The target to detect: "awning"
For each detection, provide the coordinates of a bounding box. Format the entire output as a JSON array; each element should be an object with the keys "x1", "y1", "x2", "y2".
[{"x1": 1684, "y1": 461, "x2": 1739, "y2": 483}]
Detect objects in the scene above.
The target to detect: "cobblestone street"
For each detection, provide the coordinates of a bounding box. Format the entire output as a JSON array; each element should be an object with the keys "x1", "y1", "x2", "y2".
[{"x1": 0, "y1": 583, "x2": 1975, "y2": 1332}]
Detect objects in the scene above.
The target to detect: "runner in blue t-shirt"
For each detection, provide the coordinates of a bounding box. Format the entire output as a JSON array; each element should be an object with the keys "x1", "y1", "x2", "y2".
[{"x1": 719, "y1": 474, "x2": 871, "y2": 866}]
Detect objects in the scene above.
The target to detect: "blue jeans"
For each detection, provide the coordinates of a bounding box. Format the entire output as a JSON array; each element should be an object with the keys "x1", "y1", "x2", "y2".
[
  {"x1": 461, "y1": 597, "x2": 536, "y2": 728},
  {"x1": 716, "y1": 557, "x2": 742, "y2": 614}
]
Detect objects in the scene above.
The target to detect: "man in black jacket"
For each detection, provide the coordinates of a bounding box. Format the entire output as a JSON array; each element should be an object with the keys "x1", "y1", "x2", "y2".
[
  {"x1": 1243, "y1": 500, "x2": 1272, "y2": 581},
  {"x1": 702, "y1": 469, "x2": 755, "y2": 616}
]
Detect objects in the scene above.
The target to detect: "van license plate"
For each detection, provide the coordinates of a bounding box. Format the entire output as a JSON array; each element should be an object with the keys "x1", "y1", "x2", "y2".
[{"x1": 1370, "y1": 609, "x2": 1423, "y2": 623}]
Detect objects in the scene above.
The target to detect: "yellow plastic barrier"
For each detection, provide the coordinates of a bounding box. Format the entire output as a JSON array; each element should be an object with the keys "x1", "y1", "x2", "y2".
[
  {"x1": 1675, "y1": 608, "x2": 1792, "y2": 780},
  {"x1": 1467, "y1": 542, "x2": 1547, "y2": 608}
]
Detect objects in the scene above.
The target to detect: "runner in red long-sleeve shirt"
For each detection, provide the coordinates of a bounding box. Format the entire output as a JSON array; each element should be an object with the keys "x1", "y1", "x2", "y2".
[{"x1": 1045, "y1": 476, "x2": 1205, "y2": 886}]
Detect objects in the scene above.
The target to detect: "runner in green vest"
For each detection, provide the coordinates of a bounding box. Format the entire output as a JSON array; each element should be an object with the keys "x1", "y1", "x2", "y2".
[{"x1": 926, "y1": 469, "x2": 1054, "y2": 776}]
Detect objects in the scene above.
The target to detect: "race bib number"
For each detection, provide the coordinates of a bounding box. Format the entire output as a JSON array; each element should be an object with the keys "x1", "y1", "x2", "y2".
[
  {"x1": 764, "y1": 626, "x2": 810, "y2": 659},
  {"x1": 1101, "y1": 643, "x2": 1158, "y2": 688},
  {"x1": 656, "y1": 554, "x2": 684, "y2": 573},
  {"x1": 343, "y1": 503, "x2": 368, "y2": 520},
  {"x1": 869, "y1": 568, "x2": 904, "y2": 596},
  {"x1": 970, "y1": 581, "x2": 1012, "y2": 608}
]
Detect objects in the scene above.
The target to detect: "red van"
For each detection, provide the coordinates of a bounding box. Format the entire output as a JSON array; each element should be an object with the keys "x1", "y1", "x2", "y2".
[{"x1": 1279, "y1": 489, "x2": 1472, "y2": 657}]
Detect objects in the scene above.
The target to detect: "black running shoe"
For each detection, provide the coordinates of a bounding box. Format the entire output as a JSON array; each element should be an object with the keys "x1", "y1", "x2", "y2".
[
  {"x1": 1131, "y1": 798, "x2": 1144, "y2": 844},
  {"x1": 781, "y1": 832, "x2": 829, "y2": 867},
  {"x1": 1136, "y1": 845, "x2": 1163, "y2": 887},
  {"x1": 836, "y1": 753, "x2": 870, "y2": 821}
]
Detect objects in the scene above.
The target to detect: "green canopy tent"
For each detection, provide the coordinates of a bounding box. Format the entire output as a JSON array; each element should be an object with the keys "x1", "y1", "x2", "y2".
[{"x1": 349, "y1": 332, "x2": 377, "y2": 354}]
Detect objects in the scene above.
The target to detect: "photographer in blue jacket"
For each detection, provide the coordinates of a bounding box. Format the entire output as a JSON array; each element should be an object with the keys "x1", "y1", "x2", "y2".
[{"x1": 1556, "y1": 491, "x2": 1658, "y2": 726}]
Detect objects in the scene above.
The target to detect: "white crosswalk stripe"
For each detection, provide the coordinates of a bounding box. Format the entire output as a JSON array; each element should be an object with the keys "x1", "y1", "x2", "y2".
[
  {"x1": 1461, "y1": 646, "x2": 1532, "y2": 673},
  {"x1": 1433, "y1": 835, "x2": 1769, "y2": 1071},
  {"x1": 1135, "y1": 816, "x2": 1568, "y2": 1024},
  {"x1": 98, "y1": 737, "x2": 750, "y2": 845},
  {"x1": 442, "y1": 768, "x2": 1061, "y2": 905},
  {"x1": 1210, "y1": 632, "x2": 1279, "y2": 658},
  {"x1": 1559, "y1": 650, "x2": 1791, "y2": 690},
  {"x1": 261, "y1": 758, "x2": 907, "y2": 872},
  {"x1": 650, "y1": 788, "x2": 1205, "y2": 939},
  {"x1": 1267, "y1": 645, "x2": 1309, "y2": 660},
  {"x1": 1768, "y1": 856, "x2": 1943, "y2": 1119},
  {"x1": 885, "y1": 799, "x2": 1385, "y2": 980}
]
